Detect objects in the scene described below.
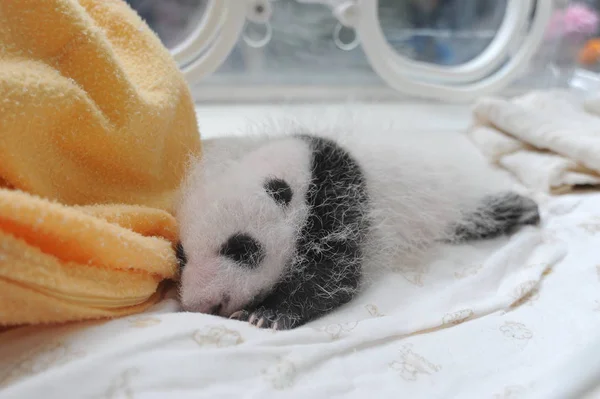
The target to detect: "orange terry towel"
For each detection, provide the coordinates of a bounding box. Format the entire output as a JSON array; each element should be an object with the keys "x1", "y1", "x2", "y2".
[
  {"x1": 0, "y1": 0, "x2": 201, "y2": 326},
  {"x1": 0, "y1": 190, "x2": 179, "y2": 325}
]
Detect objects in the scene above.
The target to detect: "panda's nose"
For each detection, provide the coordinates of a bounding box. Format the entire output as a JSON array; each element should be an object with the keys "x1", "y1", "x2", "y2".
[
  {"x1": 198, "y1": 294, "x2": 231, "y2": 316},
  {"x1": 219, "y1": 233, "x2": 265, "y2": 269},
  {"x1": 208, "y1": 302, "x2": 222, "y2": 315}
]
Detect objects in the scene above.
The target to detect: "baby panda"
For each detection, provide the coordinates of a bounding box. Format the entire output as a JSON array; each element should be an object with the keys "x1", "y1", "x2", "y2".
[{"x1": 175, "y1": 122, "x2": 540, "y2": 330}]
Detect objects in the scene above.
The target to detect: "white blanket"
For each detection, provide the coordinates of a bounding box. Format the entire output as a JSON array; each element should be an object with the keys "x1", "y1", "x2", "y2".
[
  {"x1": 7, "y1": 193, "x2": 600, "y2": 398},
  {"x1": 469, "y1": 90, "x2": 600, "y2": 194}
]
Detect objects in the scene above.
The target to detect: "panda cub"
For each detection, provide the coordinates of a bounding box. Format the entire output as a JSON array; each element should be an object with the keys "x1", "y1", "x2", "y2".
[{"x1": 175, "y1": 125, "x2": 540, "y2": 330}]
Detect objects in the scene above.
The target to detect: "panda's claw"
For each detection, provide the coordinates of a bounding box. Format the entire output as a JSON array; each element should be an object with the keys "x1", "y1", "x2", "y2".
[
  {"x1": 229, "y1": 310, "x2": 248, "y2": 321},
  {"x1": 248, "y1": 313, "x2": 258, "y2": 324},
  {"x1": 272, "y1": 314, "x2": 293, "y2": 330},
  {"x1": 230, "y1": 307, "x2": 298, "y2": 330},
  {"x1": 243, "y1": 308, "x2": 276, "y2": 329}
]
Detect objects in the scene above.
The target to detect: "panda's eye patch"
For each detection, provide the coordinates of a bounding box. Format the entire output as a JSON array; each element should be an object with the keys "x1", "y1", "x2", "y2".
[
  {"x1": 219, "y1": 233, "x2": 265, "y2": 269},
  {"x1": 264, "y1": 178, "x2": 293, "y2": 206}
]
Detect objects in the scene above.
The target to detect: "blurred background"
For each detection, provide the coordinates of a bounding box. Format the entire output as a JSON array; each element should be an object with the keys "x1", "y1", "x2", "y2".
[{"x1": 124, "y1": 0, "x2": 600, "y2": 101}]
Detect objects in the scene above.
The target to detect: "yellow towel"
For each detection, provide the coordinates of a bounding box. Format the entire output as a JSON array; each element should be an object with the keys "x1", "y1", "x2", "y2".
[{"x1": 0, "y1": 0, "x2": 201, "y2": 326}]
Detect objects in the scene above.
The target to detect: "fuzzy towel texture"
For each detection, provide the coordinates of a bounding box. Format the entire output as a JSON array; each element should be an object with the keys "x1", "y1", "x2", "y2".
[
  {"x1": 0, "y1": 0, "x2": 201, "y2": 326},
  {"x1": 469, "y1": 90, "x2": 600, "y2": 194}
]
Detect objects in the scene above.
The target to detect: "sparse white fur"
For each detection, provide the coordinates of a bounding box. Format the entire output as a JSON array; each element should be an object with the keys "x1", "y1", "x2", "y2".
[
  {"x1": 176, "y1": 110, "x2": 512, "y2": 318},
  {"x1": 177, "y1": 137, "x2": 312, "y2": 315}
]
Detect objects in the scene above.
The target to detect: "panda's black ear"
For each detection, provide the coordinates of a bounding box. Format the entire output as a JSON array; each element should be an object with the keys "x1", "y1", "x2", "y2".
[{"x1": 264, "y1": 177, "x2": 293, "y2": 207}]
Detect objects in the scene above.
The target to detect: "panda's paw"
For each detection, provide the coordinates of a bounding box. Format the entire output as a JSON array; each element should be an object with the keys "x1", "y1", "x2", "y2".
[{"x1": 229, "y1": 308, "x2": 295, "y2": 330}]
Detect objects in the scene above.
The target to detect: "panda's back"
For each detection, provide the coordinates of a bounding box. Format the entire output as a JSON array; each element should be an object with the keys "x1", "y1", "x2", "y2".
[
  {"x1": 313, "y1": 127, "x2": 506, "y2": 272},
  {"x1": 200, "y1": 121, "x2": 506, "y2": 275}
]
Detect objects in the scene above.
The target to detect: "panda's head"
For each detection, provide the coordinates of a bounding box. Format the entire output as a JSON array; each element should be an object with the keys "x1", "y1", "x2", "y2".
[{"x1": 176, "y1": 137, "x2": 311, "y2": 317}]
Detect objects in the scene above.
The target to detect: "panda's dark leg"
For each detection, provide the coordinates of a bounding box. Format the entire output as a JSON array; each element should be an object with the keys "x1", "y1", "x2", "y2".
[
  {"x1": 230, "y1": 259, "x2": 361, "y2": 330},
  {"x1": 447, "y1": 192, "x2": 541, "y2": 243}
]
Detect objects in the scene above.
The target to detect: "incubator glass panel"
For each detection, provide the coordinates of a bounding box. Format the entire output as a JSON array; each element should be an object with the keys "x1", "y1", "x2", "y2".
[
  {"x1": 126, "y1": 0, "x2": 600, "y2": 100},
  {"x1": 125, "y1": 0, "x2": 209, "y2": 49}
]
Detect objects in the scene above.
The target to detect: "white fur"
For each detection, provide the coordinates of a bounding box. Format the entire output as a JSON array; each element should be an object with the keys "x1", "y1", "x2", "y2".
[
  {"x1": 176, "y1": 111, "x2": 509, "y2": 316},
  {"x1": 177, "y1": 137, "x2": 313, "y2": 315}
]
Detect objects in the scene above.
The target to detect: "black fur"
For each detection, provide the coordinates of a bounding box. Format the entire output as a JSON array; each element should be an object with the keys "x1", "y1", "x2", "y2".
[
  {"x1": 234, "y1": 135, "x2": 371, "y2": 329},
  {"x1": 264, "y1": 177, "x2": 293, "y2": 206},
  {"x1": 220, "y1": 233, "x2": 265, "y2": 269},
  {"x1": 448, "y1": 192, "x2": 541, "y2": 242},
  {"x1": 228, "y1": 140, "x2": 541, "y2": 330},
  {"x1": 175, "y1": 241, "x2": 187, "y2": 270}
]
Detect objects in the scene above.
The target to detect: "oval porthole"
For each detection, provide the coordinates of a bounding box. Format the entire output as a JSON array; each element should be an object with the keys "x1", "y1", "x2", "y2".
[
  {"x1": 127, "y1": 0, "x2": 554, "y2": 102},
  {"x1": 356, "y1": 0, "x2": 553, "y2": 101}
]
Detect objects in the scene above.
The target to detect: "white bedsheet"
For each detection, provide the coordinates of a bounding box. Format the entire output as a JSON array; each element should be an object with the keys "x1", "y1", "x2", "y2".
[
  {"x1": 5, "y1": 189, "x2": 600, "y2": 399},
  {"x1": 3, "y1": 105, "x2": 600, "y2": 399}
]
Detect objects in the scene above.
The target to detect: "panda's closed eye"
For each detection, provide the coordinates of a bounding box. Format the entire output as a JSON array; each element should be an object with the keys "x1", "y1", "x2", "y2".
[
  {"x1": 220, "y1": 233, "x2": 265, "y2": 269},
  {"x1": 264, "y1": 178, "x2": 293, "y2": 206}
]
